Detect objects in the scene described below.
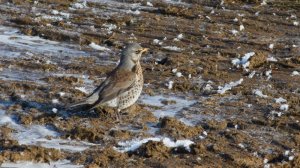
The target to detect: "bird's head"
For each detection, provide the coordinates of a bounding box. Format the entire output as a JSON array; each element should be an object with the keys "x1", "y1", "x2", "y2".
[{"x1": 119, "y1": 43, "x2": 148, "y2": 69}]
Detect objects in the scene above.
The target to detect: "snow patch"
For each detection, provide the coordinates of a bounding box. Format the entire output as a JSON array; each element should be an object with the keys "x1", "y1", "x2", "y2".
[
  {"x1": 51, "y1": 10, "x2": 70, "y2": 19},
  {"x1": 163, "y1": 46, "x2": 182, "y2": 51},
  {"x1": 114, "y1": 137, "x2": 194, "y2": 153},
  {"x1": 146, "y1": 2, "x2": 153, "y2": 6},
  {"x1": 176, "y1": 72, "x2": 182, "y2": 77},
  {"x1": 103, "y1": 24, "x2": 117, "y2": 34},
  {"x1": 75, "y1": 87, "x2": 89, "y2": 94},
  {"x1": 59, "y1": 92, "x2": 66, "y2": 97},
  {"x1": 280, "y1": 104, "x2": 289, "y2": 111},
  {"x1": 267, "y1": 56, "x2": 278, "y2": 62},
  {"x1": 253, "y1": 89, "x2": 268, "y2": 98},
  {"x1": 89, "y1": 42, "x2": 110, "y2": 51},
  {"x1": 72, "y1": 1, "x2": 87, "y2": 9},
  {"x1": 248, "y1": 71, "x2": 256, "y2": 78},
  {"x1": 0, "y1": 26, "x2": 87, "y2": 58},
  {"x1": 52, "y1": 108, "x2": 58, "y2": 113},
  {"x1": 291, "y1": 71, "x2": 299, "y2": 76},
  {"x1": 52, "y1": 99, "x2": 59, "y2": 104},
  {"x1": 140, "y1": 95, "x2": 196, "y2": 118},
  {"x1": 153, "y1": 39, "x2": 163, "y2": 45},
  {"x1": 126, "y1": 10, "x2": 141, "y2": 15},
  {"x1": 167, "y1": 81, "x2": 174, "y2": 89},
  {"x1": 231, "y1": 29, "x2": 239, "y2": 35},
  {"x1": 265, "y1": 70, "x2": 272, "y2": 80},
  {"x1": 239, "y1": 25, "x2": 245, "y2": 31},
  {"x1": 0, "y1": 160, "x2": 83, "y2": 168},
  {"x1": 261, "y1": 0, "x2": 267, "y2": 5},
  {"x1": 41, "y1": 15, "x2": 63, "y2": 21},
  {"x1": 232, "y1": 52, "x2": 255, "y2": 70},
  {"x1": 0, "y1": 109, "x2": 96, "y2": 152},
  {"x1": 217, "y1": 78, "x2": 243, "y2": 94},
  {"x1": 174, "y1": 33, "x2": 184, "y2": 41},
  {"x1": 274, "y1": 97, "x2": 287, "y2": 104}
]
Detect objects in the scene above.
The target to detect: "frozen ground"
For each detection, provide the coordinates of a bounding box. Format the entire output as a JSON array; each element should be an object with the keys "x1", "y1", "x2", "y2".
[{"x1": 0, "y1": 0, "x2": 300, "y2": 167}]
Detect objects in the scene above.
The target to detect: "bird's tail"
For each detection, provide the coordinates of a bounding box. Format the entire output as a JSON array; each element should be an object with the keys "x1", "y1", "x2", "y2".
[
  {"x1": 68, "y1": 99, "x2": 89, "y2": 109},
  {"x1": 68, "y1": 92, "x2": 100, "y2": 110}
]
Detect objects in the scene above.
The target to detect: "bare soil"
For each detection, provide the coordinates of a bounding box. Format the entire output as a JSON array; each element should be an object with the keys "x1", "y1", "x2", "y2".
[{"x1": 0, "y1": 0, "x2": 300, "y2": 167}]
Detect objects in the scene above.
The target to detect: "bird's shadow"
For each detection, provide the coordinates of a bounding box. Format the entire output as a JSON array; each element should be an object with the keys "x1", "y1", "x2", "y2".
[{"x1": 0, "y1": 98, "x2": 102, "y2": 120}]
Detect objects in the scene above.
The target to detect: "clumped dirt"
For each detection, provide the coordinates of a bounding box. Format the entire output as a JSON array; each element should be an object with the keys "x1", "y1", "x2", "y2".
[
  {"x1": 159, "y1": 117, "x2": 203, "y2": 138},
  {"x1": 0, "y1": 0, "x2": 300, "y2": 167},
  {"x1": 0, "y1": 139, "x2": 63, "y2": 163}
]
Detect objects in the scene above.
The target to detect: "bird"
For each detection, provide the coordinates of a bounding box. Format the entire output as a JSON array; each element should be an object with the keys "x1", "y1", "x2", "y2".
[{"x1": 69, "y1": 43, "x2": 148, "y2": 116}]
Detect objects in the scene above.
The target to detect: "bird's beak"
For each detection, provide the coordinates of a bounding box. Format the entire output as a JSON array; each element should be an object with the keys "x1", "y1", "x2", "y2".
[{"x1": 141, "y1": 48, "x2": 149, "y2": 53}]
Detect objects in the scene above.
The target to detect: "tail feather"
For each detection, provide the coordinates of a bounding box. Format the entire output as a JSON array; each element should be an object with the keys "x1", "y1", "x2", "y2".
[
  {"x1": 68, "y1": 92, "x2": 100, "y2": 110},
  {"x1": 68, "y1": 99, "x2": 90, "y2": 108}
]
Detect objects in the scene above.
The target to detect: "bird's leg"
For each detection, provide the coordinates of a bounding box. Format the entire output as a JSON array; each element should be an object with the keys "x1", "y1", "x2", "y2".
[{"x1": 115, "y1": 109, "x2": 122, "y2": 123}]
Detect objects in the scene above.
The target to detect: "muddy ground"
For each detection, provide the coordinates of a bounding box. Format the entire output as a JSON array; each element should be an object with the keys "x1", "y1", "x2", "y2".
[{"x1": 0, "y1": 0, "x2": 300, "y2": 167}]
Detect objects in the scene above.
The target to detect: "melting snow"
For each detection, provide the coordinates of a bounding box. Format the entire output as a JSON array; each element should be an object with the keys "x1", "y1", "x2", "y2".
[
  {"x1": 153, "y1": 39, "x2": 163, "y2": 45},
  {"x1": 0, "y1": 108, "x2": 97, "y2": 152},
  {"x1": 59, "y1": 92, "x2": 66, "y2": 97},
  {"x1": 265, "y1": 70, "x2": 272, "y2": 80},
  {"x1": 140, "y1": 95, "x2": 196, "y2": 118},
  {"x1": 0, "y1": 160, "x2": 83, "y2": 168},
  {"x1": 51, "y1": 10, "x2": 70, "y2": 19},
  {"x1": 280, "y1": 104, "x2": 289, "y2": 111},
  {"x1": 114, "y1": 137, "x2": 194, "y2": 152},
  {"x1": 289, "y1": 156, "x2": 295, "y2": 161},
  {"x1": 103, "y1": 24, "x2": 117, "y2": 34},
  {"x1": 89, "y1": 42, "x2": 110, "y2": 51},
  {"x1": 274, "y1": 97, "x2": 287, "y2": 104},
  {"x1": 239, "y1": 25, "x2": 245, "y2": 31},
  {"x1": 167, "y1": 81, "x2": 174, "y2": 89},
  {"x1": 52, "y1": 108, "x2": 58, "y2": 113},
  {"x1": 0, "y1": 26, "x2": 87, "y2": 58},
  {"x1": 174, "y1": 33, "x2": 184, "y2": 41},
  {"x1": 270, "y1": 111, "x2": 282, "y2": 117},
  {"x1": 75, "y1": 86, "x2": 89, "y2": 94},
  {"x1": 146, "y1": 2, "x2": 153, "y2": 6},
  {"x1": 217, "y1": 78, "x2": 243, "y2": 94},
  {"x1": 52, "y1": 99, "x2": 59, "y2": 104},
  {"x1": 261, "y1": 0, "x2": 267, "y2": 5},
  {"x1": 248, "y1": 71, "x2": 256, "y2": 78},
  {"x1": 71, "y1": 1, "x2": 88, "y2": 9},
  {"x1": 126, "y1": 10, "x2": 141, "y2": 15},
  {"x1": 267, "y1": 56, "x2": 278, "y2": 62},
  {"x1": 291, "y1": 71, "x2": 299, "y2": 76},
  {"x1": 177, "y1": 34, "x2": 184, "y2": 39},
  {"x1": 253, "y1": 89, "x2": 268, "y2": 98},
  {"x1": 176, "y1": 72, "x2": 182, "y2": 77},
  {"x1": 232, "y1": 52, "x2": 255, "y2": 70},
  {"x1": 41, "y1": 15, "x2": 63, "y2": 21},
  {"x1": 231, "y1": 29, "x2": 239, "y2": 35},
  {"x1": 163, "y1": 46, "x2": 182, "y2": 51}
]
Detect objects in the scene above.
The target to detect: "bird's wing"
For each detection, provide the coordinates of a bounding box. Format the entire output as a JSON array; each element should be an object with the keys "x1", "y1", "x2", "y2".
[
  {"x1": 68, "y1": 79, "x2": 109, "y2": 108},
  {"x1": 69, "y1": 68, "x2": 137, "y2": 110},
  {"x1": 93, "y1": 69, "x2": 137, "y2": 105}
]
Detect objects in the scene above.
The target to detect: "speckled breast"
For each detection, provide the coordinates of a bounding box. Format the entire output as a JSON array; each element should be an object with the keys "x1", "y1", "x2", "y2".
[{"x1": 106, "y1": 62, "x2": 143, "y2": 110}]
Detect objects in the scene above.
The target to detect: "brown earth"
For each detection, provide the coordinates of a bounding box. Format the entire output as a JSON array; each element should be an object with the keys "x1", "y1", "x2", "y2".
[{"x1": 0, "y1": 0, "x2": 300, "y2": 167}]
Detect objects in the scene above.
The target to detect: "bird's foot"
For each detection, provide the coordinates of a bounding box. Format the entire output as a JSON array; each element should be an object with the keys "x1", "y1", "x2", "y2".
[{"x1": 115, "y1": 109, "x2": 122, "y2": 124}]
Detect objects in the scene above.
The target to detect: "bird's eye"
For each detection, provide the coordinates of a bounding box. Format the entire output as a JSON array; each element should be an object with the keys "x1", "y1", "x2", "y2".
[{"x1": 135, "y1": 50, "x2": 140, "y2": 54}]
